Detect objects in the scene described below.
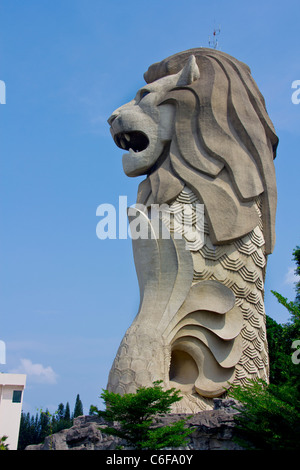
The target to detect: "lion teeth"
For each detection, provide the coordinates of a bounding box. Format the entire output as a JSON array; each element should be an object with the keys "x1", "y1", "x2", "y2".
[
  {"x1": 120, "y1": 139, "x2": 126, "y2": 149},
  {"x1": 124, "y1": 134, "x2": 130, "y2": 142}
]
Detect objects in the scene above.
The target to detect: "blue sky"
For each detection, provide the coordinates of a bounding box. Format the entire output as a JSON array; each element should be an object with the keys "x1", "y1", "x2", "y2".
[{"x1": 0, "y1": 0, "x2": 299, "y2": 415}]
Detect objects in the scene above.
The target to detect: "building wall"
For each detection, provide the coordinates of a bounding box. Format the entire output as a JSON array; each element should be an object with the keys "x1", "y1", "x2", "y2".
[{"x1": 0, "y1": 374, "x2": 26, "y2": 450}]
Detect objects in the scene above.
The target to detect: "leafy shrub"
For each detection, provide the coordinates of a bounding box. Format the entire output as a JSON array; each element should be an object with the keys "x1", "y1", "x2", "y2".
[
  {"x1": 90, "y1": 381, "x2": 193, "y2": 450},
  {"x1": 229, "y1": 379, "x2": 300, "y2": 450}
]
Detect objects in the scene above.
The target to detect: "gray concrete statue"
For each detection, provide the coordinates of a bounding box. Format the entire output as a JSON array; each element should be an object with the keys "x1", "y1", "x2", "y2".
[{"x1": 107, "y1": 48, "x2": 278, "y2": 413}]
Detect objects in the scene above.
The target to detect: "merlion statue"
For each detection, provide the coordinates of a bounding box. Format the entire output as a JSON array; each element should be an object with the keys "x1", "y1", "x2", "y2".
[{"x1": 107, "y1": 48, "x2": 278, "y2": 413}]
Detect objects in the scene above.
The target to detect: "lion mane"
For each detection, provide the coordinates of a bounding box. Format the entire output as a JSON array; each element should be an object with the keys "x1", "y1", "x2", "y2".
[{"x1": 137, "y1": 48, "x2": 278, "y2": 255}]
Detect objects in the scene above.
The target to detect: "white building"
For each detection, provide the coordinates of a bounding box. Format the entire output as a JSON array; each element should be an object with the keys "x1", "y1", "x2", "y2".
[{"x1": 0, "y1": 374, "x2": 26, "y2": 450}]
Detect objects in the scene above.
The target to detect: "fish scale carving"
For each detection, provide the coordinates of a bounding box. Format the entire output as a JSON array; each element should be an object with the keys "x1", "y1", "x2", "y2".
[
  {"x1": 168, "y1": 189, "x2": 269, "y2": 392},
  {"x1": 107, "y1": 187, "x2": 270, "y2": 412}
]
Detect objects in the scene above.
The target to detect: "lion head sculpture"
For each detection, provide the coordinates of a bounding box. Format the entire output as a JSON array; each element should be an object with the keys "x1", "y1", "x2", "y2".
[{"x1": 108, "y1": 48, "x2": 278, "y2": 255}]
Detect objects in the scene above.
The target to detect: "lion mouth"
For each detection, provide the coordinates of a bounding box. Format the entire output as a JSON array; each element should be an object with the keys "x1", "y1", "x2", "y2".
[{"x1": 114, "y1": 131, "x2": 149, "y2": 153}]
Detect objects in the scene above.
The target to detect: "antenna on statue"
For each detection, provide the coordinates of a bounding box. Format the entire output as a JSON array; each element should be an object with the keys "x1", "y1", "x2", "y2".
[{"x1": 208, "y1": 25, "x2": 221, "y2": 49}]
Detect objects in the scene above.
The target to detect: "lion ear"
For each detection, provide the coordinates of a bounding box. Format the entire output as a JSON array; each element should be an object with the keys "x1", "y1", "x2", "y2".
[{"x1": 177, "y1": 55, "x2": 200, "y2": 86}]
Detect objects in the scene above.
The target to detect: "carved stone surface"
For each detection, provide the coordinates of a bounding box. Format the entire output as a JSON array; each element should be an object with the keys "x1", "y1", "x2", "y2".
[{"x1": 107, "y1": 48, "x2": 278, "y2": 412}]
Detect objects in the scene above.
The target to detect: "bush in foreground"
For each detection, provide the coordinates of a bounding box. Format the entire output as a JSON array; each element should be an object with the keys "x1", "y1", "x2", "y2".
[
  {"x1": 229, "y1": 379, "x2": 300, "y2": 450},
  {"x1": 90, "y1": 381, "x2": 193, "y2": 450}
]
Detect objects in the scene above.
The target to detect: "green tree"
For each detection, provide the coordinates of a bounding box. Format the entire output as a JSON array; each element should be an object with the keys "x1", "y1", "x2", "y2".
[
  {"x1": 64, "y1": 402, "x2": 71, "y2": 421},
  {"x1": 266, "y1": 315, "x2": 291, "y2": 385},
  {"x1": 18, "y1": 412, "x2": 38, "y2": 450},
  {"x1": 229, "y1": 379, "x2": 300, "y2": 450},
  {"x1": 269, "y1": 245, "x2": 300, "y2": 393},
  {"x1": 293, "y1": 245, "x2": 300, "y2": 304},
  {"x1": 18, "y1": 397, "x2": 80, "y2": 449},
  {"x1": 57, "y1": 403, "x2": 65, "y2": 421},
  {"x1": 52, "y1": 402, "x2": 73, "y2": 434},
  {"x1": 39, "y1": 409, "x2": 51, "y2": 442},
  {"x1": 73, "y1": 394, "x2": 83, "y2": 418},
  {"x1": 90, "y1": 381, "x2": 193, "y2": 450}
]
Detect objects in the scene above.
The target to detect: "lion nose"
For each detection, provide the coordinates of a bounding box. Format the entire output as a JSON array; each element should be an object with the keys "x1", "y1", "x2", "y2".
[{"x1": 107, "y1": 112, "x2": 119, "y2": 126}]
